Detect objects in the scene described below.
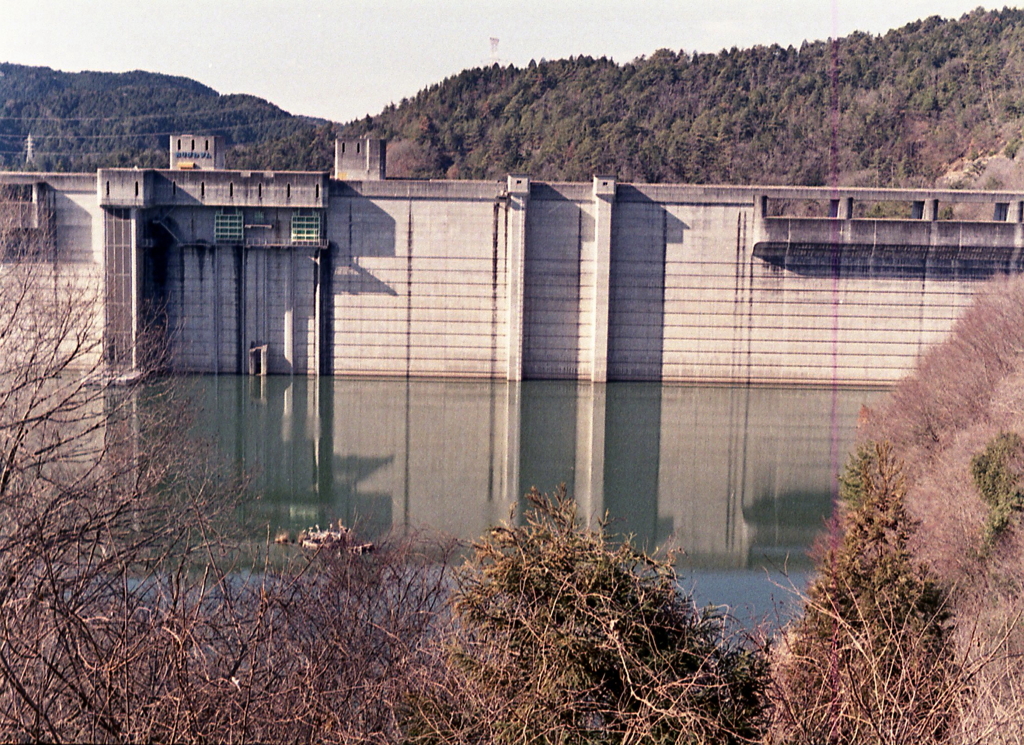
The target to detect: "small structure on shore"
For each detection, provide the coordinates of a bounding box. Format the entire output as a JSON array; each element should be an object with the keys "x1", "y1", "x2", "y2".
[{"x1": 294, "y1": 521, "x2": 375, "y2": 554}]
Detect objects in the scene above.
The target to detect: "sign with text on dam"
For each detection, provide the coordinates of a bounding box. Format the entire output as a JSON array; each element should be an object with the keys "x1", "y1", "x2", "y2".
[{"x1": 173, "y1": 151, "x2": 213, "y2": 161}]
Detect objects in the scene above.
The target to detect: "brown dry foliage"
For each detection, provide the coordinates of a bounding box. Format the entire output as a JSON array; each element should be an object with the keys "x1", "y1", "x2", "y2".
[
  {"x1": 854, "y1": 274, "x2": 1024, "y2": 742},
  {"x1": 0, "y1": 196, "x2": 456, "y2": 743}
]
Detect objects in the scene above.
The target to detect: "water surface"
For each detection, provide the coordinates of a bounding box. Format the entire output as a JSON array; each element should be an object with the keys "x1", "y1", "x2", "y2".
[{"x1": 188, "y1": 376, "x2": 880, "y2": 620}]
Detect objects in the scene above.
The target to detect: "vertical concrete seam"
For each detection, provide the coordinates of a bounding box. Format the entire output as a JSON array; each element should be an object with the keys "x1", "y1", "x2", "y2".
[
  {"x1": 659, "y1": 207, "x2": 668, "y2": 381},
  {"x1": 744, "y1": 212, "x2": 756, "y2": 386},
  {"x1": 235, "y1": 244, "x2": 244, "y2": 374},
  {"x1": 129, "y1": 208, "x2": 140, "y2": 370},
  {"x1": 576, "y1": 205, "x2": 584, "y2": 378},
  {"x1": 406, "y1": 202, "x2": 413, "y2": 377},
  {"x1": 213, "y1": 245, "x2": 220, "y2": 374},
  {"x1": 491, "y1": 200, "x2": 500, "y2": 379},
  {"x1": 285, "y1": 248, "x2": 295, "y2": 375},
  {"x1": 731, "y1": 211, "x2": 745, "y2": 383}
]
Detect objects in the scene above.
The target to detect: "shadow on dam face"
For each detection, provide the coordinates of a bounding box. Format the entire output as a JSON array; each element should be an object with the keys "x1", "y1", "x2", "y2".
[
  {"x1": 332, "y1": 195, "x2": 398, "y2": 296},
  {"x1": 753, "y1": 241, "x2": 1024, "y2": 281},
  {"x1": 609, "y1": 188, "x2": 687, "y2": 381},
  {"x1": 523, "y1": 187, "x2": 586, "y2": 379}
]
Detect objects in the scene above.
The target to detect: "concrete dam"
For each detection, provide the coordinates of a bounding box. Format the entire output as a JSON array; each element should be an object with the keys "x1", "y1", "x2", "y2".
[{"x1": 7, "y1": 136, "x2": 1024, "y2": 385}]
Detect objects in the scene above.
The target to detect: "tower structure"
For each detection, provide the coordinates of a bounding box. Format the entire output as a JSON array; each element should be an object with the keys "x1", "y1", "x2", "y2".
[{"x1": 334, "y1": 138, "x2": 386, "y2": 180}]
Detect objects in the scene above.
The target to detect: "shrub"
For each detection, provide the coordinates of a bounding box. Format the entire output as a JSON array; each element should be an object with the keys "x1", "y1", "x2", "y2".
[
  {"x1": 403, "y1": 486, "x2": 769, "y2": 745},
  {"x1": 971, "y1": 432, "x2": 1024, "y2": 545}
]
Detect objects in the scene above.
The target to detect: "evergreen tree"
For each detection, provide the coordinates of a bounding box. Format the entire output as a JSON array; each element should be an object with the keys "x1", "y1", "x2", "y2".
[
  {"x1": 971, "y1": 431, "x2": 1024, "y2": 545},
  {"x1": 772, "y1": 443, "x2": 958, "y2": 745}
]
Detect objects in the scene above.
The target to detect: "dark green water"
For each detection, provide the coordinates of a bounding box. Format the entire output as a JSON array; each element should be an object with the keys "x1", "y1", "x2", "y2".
[{"x1": 187, "y1": 376, "x2": 880, "y2": 620}]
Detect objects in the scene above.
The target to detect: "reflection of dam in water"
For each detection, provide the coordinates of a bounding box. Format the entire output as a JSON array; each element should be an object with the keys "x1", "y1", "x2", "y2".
[{"x1": 192, "y1": 377, "x2": 877, "y2": 569}]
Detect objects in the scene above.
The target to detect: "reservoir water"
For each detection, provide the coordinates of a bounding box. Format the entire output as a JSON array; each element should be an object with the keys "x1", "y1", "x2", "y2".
[{"x1": 188, "y1": 376, "x2": 880, "y2": 622}]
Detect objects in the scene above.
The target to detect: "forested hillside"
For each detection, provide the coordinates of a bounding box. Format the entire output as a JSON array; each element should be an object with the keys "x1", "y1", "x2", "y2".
[
  {"x1": 341, "y1": 7, "x2": 1024, "y2": 188},
  {"x1": 0, "y1": 63, "x2": 325, "y2": 171},
  {"x1": 7, "y1": 7, "x2": 1024, "y2": 188}
]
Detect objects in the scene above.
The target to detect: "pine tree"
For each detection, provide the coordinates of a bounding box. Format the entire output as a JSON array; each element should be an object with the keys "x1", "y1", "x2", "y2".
[{"x1": 772, "y1": 443, "x2": 958, "y2": 745}]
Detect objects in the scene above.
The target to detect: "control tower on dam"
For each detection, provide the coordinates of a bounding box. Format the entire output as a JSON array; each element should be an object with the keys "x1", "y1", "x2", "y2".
[{"x1": 8, "y1": 135, "x2": 1024, "y2": 386}]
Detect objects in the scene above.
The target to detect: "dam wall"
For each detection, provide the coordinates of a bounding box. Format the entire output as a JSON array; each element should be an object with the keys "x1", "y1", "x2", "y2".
[
  {"x1": 327, "y1": 179, "x2": 514, "y2": 378},
  {"x1": 6, "y1": 165, "x2": 1024, "y2": 385},
  {"x1": 0, "y1": 174, "x2": 106, "y2": 367},
  {"x1": 319, "y1": 178, "x2": 1020, "y2": 385}
]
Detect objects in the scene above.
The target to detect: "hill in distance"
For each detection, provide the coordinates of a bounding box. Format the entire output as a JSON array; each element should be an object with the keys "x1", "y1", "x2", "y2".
[
  {"x1": 0, "y1": 62, "x2": 335, "y2": 172},
  {"x1": 8, "y1": 6, "x2": 1024, "y2": 190}
]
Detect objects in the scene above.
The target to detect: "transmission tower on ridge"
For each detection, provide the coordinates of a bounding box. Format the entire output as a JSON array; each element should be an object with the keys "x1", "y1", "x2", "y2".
[{"x1": 490, "y1": 37, "x2": 500, "y2": 65}]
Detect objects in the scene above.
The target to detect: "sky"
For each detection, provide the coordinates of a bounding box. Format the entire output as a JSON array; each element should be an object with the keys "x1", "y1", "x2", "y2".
[{"x1": 1, "y1": 1, "x2": 1016, "y2": 124}]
